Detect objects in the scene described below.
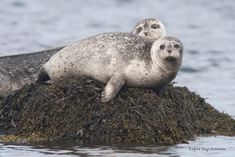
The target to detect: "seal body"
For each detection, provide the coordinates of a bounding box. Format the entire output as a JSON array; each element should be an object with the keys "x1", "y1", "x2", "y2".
[
  {"x1": 37, "y1": 32, "x2": 183, "y2": 102},
  {"x1": 0, "y1": 47, "x2": 62, "y2": 97}
]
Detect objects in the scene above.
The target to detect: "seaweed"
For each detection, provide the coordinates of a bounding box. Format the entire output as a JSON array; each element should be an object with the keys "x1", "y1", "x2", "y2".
[{"x1": 0, "y1": 76, "x2": 235, "y2": 144}]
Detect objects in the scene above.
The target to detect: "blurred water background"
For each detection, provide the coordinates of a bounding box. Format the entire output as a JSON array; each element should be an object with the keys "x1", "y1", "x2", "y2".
[{"x1": 0, "y1": 0, "x2": 235, "y2": 156}]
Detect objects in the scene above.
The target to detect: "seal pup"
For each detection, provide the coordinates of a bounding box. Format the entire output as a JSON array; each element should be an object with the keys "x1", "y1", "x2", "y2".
[
  {"x1": 36, "y1": 32, "x2": 183, "y2": 102},
  {"x1": 132, "y1": 18, "x2": 166, "y2": 40}
]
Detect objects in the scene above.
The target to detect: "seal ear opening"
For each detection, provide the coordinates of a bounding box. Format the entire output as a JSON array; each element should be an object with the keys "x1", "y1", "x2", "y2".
[{"x1": 35, "y1": 67, "x2": 51, "y2": 83}]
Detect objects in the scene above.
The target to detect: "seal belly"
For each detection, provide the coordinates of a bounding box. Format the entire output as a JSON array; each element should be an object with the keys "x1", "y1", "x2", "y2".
[
  {"x1": 81, "y1": 56, "x2": 126, "y2": 84},
  {"x1": 124, "y1": 60, "x2": 153, "y2": 87}
]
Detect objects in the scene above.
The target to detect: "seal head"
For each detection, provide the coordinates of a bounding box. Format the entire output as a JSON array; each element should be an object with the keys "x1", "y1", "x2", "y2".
[
  {"x1": 132, "y1": 18, "x2": 166, "y2": 40},
  {"x1": 151, "y1": 36, "x2": 183, "y2": 73}
]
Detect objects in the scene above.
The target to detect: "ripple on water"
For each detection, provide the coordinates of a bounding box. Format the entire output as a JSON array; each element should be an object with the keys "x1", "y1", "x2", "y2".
[
  {"x1": 11, "y1": 1, "x2": 25, "y2": 7},
  {"x1": 180, "y1": 66, "x2": 203, "y2": 73},
  {"x1": 188, "y1": 49, "x2": 199, "y2": 55},
  {"x1": 206, "y1": 58, "x2": 221, "y2": 67},
  {"x1": 207, "y1": 50, "x2": 221, "y2": 54},
  {"x1": 187, "y1": 24, "x2": 200, "y2": 29}
]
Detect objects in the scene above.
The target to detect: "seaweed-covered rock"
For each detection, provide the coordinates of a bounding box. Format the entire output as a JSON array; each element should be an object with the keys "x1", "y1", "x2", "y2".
[{"x1": 0, "y1": 76, "x2": 235, "y2": 144}]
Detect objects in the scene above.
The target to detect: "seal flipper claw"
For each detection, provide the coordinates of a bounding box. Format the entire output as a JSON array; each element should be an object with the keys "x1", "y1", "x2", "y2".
[{"x1": 101, "y1": 76, "x2": 125, "y2": 103}]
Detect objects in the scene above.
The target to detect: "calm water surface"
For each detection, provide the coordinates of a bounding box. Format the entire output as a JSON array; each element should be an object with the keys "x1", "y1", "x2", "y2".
[{"x1": 0, "y1": 0, "x2": 235, "y2": 156}]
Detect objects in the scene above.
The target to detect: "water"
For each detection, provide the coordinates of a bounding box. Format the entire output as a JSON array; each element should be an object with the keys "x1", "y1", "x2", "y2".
[
  {"x1": 1, "y1": 136, "x2": 235, "y2": 157},
  {"x1": 0, "y1": 0, "x2": 235, "y2": 156}
]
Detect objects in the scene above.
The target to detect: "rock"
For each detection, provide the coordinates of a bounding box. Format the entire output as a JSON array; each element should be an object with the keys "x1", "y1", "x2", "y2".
[{"x1": 0, "y1": 76, "x2": 235, "y2": 144}]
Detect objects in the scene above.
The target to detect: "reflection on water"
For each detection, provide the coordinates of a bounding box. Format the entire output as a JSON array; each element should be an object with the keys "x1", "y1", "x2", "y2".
[
  {"x1": 0, "y1": 143, "x2": 169, "y2": 157},
  {"x1": 0, "y1": 0, "x2": 235, "y2": 156},
  {"x1": 1, "y1": 136, "x2": 235, "y2": 157}
]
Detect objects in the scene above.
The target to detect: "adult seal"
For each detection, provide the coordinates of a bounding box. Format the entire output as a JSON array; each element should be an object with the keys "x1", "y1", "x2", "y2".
[
  {"x1": 0, "y1": 19, "x2": 164, "y2": 98},
  {"x1": 132, "y1": 18, "x2": 166, "y2": 39},
  {"x1": 37, "y1": 32, "x2": 183, "y2": 102}
]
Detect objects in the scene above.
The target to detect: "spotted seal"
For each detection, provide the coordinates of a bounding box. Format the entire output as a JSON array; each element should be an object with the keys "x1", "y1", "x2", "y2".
[
  {"x1": 132, "y1": 18, "x2": 166, "y2": 39},
  {"x1": 36, "y1": 32, "x2": 183, "y2": 102},
  {"x1": 0, "y1": 19, "x2": 164, "y2": 98}
]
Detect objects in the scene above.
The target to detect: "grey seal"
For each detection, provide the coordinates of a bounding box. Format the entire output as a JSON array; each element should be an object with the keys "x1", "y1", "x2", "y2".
[
  {"x1": 36, "y1": 32, "x2": 183, "y2": 102},
  {"x1": 132, "y1": 18, "x2": 166, "y2": 40},
  {"x1": 0, "y1": 47, "x2": 63, "y2": 98}
]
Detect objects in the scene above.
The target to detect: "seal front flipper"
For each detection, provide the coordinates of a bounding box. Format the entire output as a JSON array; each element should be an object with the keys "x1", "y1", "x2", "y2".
[
  {"x1": 35, "y1": 67, "x2": 51, "y2": 83},
  {"x1": 101, "y1": 75, "x2": 125, "y2": 103}
]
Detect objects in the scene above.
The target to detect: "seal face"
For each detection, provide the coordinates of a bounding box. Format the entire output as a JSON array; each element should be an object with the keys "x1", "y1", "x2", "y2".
[
  {"x1": 37, "y1": 33, "x2": 183, "y2": 102},
  {"x1": 132, "y1": 18, "x2": 166, "y2": 40}
]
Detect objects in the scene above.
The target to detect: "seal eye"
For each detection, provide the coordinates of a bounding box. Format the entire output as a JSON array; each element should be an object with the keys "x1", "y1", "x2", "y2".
[
  {"x1": 137, "y1": 27, "x2": 143, "y2": 33},
  {"x1": 160, "y1": 44, "x2": 165, "y2": 50},
  {"x1": 151, "y1": 24, "x2": 160, "y2": 29},
  {"x1": 173, "y1": 44, "x2": 180, "y2": 49}
]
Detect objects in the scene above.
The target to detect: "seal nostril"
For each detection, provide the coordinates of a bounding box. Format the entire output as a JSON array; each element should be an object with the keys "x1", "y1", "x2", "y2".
[
  {"x1": 168, "y1": 50, "x2": 172, "y2": 53},
  {"x1": 144, "y1": 32, "x2": 148, "y2": 36}
]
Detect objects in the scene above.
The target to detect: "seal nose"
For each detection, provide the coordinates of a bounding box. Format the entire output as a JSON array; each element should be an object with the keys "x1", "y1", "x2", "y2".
[
  {"x1": 168, "y1": 49, "x2": 172, "y2": 53},
  {"x1": 144, "y1": 32, "x2": 148, "y2": 36}
]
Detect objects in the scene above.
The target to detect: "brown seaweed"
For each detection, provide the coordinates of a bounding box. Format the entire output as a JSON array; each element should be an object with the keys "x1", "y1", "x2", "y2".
[{"x1": 0, "y1": 76, "x2": 235, "y2": 144}]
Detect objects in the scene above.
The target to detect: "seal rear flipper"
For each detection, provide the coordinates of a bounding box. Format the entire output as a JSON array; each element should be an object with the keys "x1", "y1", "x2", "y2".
[
  {"x1": 35, "y1": 67, "x2": 51, "y2": 83},
  {"x1": 101, "y1": 76, "x2": 125, "y2": 103}
]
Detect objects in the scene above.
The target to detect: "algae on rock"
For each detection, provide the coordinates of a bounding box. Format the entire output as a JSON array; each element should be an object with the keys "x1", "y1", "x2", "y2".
[{"x1": 0, "y1": 76, "x2": 235, "y2": 144}]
